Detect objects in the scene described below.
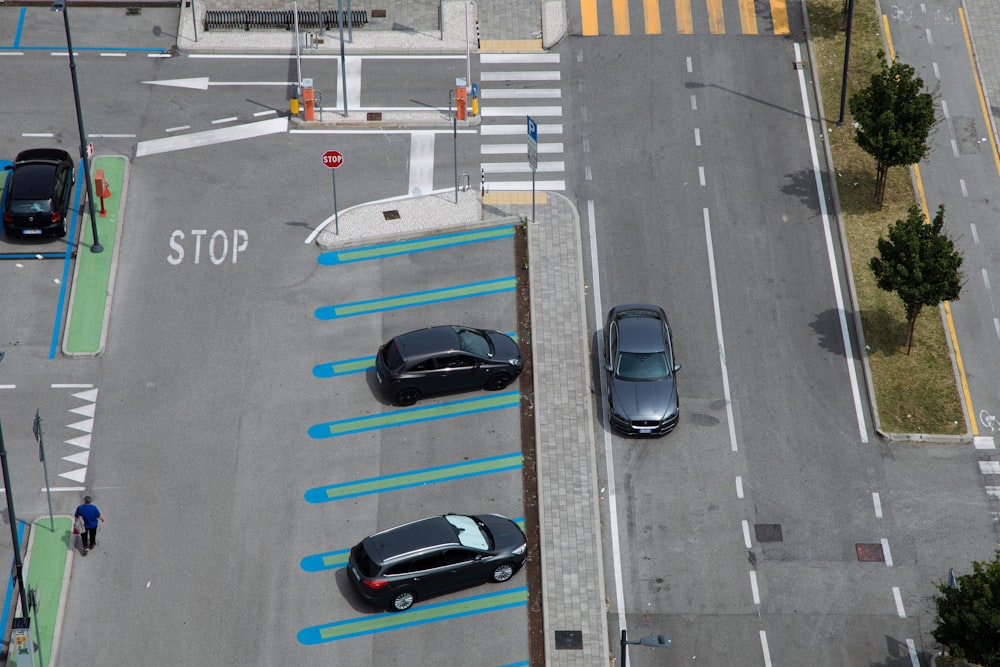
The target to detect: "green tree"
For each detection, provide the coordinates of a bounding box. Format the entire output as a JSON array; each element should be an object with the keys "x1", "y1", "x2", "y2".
[
  {"x1": 849, "y1": 55, "x2": 937, "y2": 206},
  {"x1": 869, "y1": 204, "x2": 963, "y2": 354},
  {"x1": 933, "y1": 552, "x2": 1000, "y2": 666}
]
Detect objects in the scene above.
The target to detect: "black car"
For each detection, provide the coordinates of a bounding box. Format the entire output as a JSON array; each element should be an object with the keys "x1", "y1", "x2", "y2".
[
  {"x1": 347, "y1": 513, "x2": 527, "y2": 611},
  {"x1": 2, "y1": 148, "x2": 75, "y2": 239},
  {"x1": 374, "y1": 325, "x2": 523, "y2": 406},
  {"x1": 604, "y1": 303, "x2": 681, "y2": 436}
]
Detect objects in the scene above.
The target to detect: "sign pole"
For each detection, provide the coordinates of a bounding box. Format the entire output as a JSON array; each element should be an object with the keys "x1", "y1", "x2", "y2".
[
  {"x1": 321, "y1": 150, "x2": 344, "y2": 235},
  {"x1": 526, "y1": 115, "x2": 538, "y2": 222},
  {"x1": 33, "y1": 410, "x2": 54, "y2": 531},
  {"x1": 331, "y1": 168, "x2": 339, "y2": 236}
]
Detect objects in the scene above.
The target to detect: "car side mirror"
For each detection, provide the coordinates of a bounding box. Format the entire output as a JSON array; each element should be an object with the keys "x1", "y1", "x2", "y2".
[
  {"x1": 604, "y1": 363, "x2": 613, "y2": 373},
  {"x1": 674, "y1": 363, "x2": 682, "y2": 372}
]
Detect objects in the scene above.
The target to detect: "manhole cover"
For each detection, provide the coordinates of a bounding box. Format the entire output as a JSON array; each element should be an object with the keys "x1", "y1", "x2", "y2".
[
  {"x1": 126, "y1": 7, "x2": 142, "y2": 15},
  {"x1": 856, "y1": 543, "x2": 885, "y2": 562},
  {"x1": 383, "y1": 210, "x2": 400, "y2": 220},
  {"x1": 754, "y1": 524, "x2": 783, "y2": 543},
  {"x1": 554, "y1": 630, "x2": 583, "y2": 650}
]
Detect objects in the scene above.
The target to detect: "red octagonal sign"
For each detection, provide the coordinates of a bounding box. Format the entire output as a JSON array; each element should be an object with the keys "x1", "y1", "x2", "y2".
[{"x1": 322, "y1": 150, "x2": 344, "y2": 169}]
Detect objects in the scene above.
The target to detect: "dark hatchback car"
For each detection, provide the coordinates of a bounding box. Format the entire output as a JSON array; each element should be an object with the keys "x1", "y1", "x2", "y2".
[
  {"x1": 604, "y1": 303, "x2": 681, "y2": 436},
  {"x1": 374, "y1": 325, "x2": 523, "y2": 406},
  {"x1": 347, "y1": 513, "x2": 527, "y2": 611},
  {"x1": 2, "y1": 148, "x2": 75, "y2": 239}
]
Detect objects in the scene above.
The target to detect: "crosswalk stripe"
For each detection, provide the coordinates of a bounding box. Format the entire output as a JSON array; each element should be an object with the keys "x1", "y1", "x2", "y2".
[
  {"x1": 771, "y1": 0, "x2": 789, "y2": 34},
  {"x1": 708, "y1": 0, "x2": 725, "y2": 33},
  {"x1": 480, "y1": 88, "x2": 562, "y2": 99},
  {"x1": 738, "y1": 0, "x2": 757, "y2": 34},
  {"x1": 480, "y1": 53, "x2": 560, "y2": 64},
  {"x1": 483, "y1": 161, "x2": 566, "y2": 173},
  {"x1": 480, "y1": 71, "x2": 561, "y2": 82},
  {"x1": 481, "y1": 124, "x2": 563, "y2": 135},
  {"x1": 675, "y1": 0, "x2": 693, "y2": 34},
  {"x1": 614, "y1": 0, "x2": 630, "y2": 34},
  {"x1": 489, "y1": 181, "x2": 565, "y2": 191},
  {"x1": 480, "y1": 106, "x2": 562, "y2": 117},
  {"x1": 482, "y1": 143, "x2": 564, "y2": 155},
  {"x1": 582, "y1": 0, "x2": 599, "y2": 35},
  {"x1": 644, "y1": 0, "x2": 663, "y2": 34}
]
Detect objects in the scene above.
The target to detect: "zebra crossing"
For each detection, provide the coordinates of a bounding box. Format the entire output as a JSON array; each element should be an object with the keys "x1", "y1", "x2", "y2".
[
  {"x1": 477, "y1": 53, "x2": 566, "y2": 193},
  {"x1": 579, "y1": 0, "x2": 790, "y2": 36}
]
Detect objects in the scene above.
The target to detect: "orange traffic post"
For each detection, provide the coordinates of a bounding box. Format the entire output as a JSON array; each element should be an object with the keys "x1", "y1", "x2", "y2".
[
  {"x1": 94, "y1": 168, "x2": 112, "y2": 217},
  {"x1": 303, "y1": 86, "x2": 315, "y2": 122},
  {"x1": 455, "y1": 87, "x2": 467, "y2": 121}
]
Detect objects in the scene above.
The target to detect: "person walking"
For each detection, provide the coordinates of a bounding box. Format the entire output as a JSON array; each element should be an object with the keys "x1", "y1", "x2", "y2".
[{"x1": 75, "y1": 496, "x2": 104, "y2": 556}]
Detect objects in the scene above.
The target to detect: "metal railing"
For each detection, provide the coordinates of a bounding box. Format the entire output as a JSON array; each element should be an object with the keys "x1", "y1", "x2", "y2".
[{"x1": 204, "y1": 9, "x2": 368, "y2": 31}]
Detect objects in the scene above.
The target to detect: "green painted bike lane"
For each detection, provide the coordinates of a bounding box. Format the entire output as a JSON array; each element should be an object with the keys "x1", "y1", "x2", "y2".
[
  {"x1": 63, "y1": 155, "x2": 127, "y2": 357},
  {"x1": 12, "y1": 517, "x2": 73, "y2": 667}
]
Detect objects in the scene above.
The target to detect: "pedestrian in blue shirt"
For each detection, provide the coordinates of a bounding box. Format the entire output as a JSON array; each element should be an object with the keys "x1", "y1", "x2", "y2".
[{"x1": 75, "y1": 496, "x2": 104, "y2": 556}]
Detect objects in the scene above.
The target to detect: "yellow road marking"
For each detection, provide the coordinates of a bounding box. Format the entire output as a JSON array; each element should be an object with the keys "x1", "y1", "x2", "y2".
[
  {"x1": 613, "y1": 0, "x2": 630, "y2": 35},
  {"x1": 483, "y1": 192, "x2": 548, "y2": 205},
  {"x1": 581, "y1": 0, "x2": 598, "y2": 35},
  {"x1": 770, "y1": 0, "x2": 789, "y2": 34},
  {"x1": 644, "y1": 0, "x2": 662, "y2": 34},
  {"x1": 479, "y1": 39, "x2": 542, "y2": 52},
  {"x1": 675, "y1": 0, "x2": 693, "y2": 34},
  {"x1": 882, "y1": 14, "x2": 895, "y2": 59},
  {"x1": 738, "y1": 0, "x2": 757, "y2": 34},
  {"x1": 707, "y1": 0, "x2": 725, "y2": 34}
]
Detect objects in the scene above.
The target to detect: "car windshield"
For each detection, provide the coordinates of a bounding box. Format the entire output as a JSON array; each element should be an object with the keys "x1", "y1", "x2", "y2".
[
  {"x1": 615, "y1": 351, "x2": 670, "y2": 381},
  {"x1": 445, "y1": 515, "x2": 491, "y2": 550},
  {"x1": 382, "y1": 341, "x2": 404, "y2": 371},
  {"x1": 454, "y1": 327, "x2": 493, "y2": 358}
]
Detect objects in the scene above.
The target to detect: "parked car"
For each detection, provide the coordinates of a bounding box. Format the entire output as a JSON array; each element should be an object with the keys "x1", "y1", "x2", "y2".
[
  {"x1": 347, "y1": 513, "x2": 527, "y2": 611},
  {"x1": 2, "y1": 148, "x2": 75, "y2": 239},
  {"x1": 374, "y1": 325, "x2": 523, "y2": 406},
  {"x1": 604, "y1": 303, "x2": 681, "y2": 436}
]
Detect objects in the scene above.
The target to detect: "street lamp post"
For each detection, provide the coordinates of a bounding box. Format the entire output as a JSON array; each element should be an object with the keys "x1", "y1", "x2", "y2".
[
  {"x1": 0, "y1": 418, "x2": 28, "y2": 617},
  {"x1": 620, "y1": 629, "x2": 671, "y2": 667},
  {"x1": 52, "y1": 0, "x2": 103, "y2": 253}
]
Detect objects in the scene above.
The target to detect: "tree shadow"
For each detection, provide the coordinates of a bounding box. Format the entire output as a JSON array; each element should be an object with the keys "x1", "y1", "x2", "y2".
[
  {"x1": 866, "y1": 635, "x2": 934, "y2": 667},
  {"x1": 858, "y1": 307, "x2": 908, "y2": 355},
  {"x1": 805, "y1": 0, "x2": 848, "y2": 41}
]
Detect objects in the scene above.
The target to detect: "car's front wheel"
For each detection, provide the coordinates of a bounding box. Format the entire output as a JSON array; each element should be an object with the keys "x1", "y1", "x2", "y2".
[
  {"x1": 390, "y1": 590, "x2": 416, "y2": 611},
  {"x1": 485, "y1": 373, "x2": 513, "y2": 391},
  {"x1": 490, "y1": 562, "x2": 516, "y2": 583},
  {"x1": 394, "y1": 388, "x2": 420, "y2": 406}
]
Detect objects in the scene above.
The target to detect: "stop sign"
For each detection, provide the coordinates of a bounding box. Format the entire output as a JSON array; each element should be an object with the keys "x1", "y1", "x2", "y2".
[{"x1": 322, "y1": 150, "x2": 344, "y2": 169}]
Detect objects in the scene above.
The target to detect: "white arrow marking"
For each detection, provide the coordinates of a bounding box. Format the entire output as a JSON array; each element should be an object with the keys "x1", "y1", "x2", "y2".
[{"x1": 144, "y1": 77, "x2": 296, "y2": 90}]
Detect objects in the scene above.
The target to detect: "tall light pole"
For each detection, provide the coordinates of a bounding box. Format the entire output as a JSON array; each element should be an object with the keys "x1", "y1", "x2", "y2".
[
  {"x1": 836, "y1": 0, "x2": 856, "y2": 126},
  {"x1": 52, "y1": 0, "x2": 103, "y2": 253},
  {"x1": 0, "y1": 418, "x2": 28, "y2": 617}
]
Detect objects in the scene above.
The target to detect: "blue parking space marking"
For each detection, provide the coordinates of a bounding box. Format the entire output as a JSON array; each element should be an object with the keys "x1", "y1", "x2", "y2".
[
  {"x1": 297, "y1": 587, "x2": 528, "y2": 644},
  {"x1": 308, "y1": 391, "x2": 520, "y2": 438},
  {"x1": 496, "y1": 663, "x2": 530, "y2": 667},
  {"x1": 304, "y1": 452, "x2": 523, "y2": 504},
  {"x1": 318, "y1": 226, "x2": 514, "y2": 265},
  {"x1": 314, "y1": 277, "x2": 516, "y2": 320},
  {"x1": 311, "y1": 332, "x2": 518, "y2": 378},
  {"x1": 13, "y1": 8, "x2": 26, "y2": 48},
  {"x1": 299, "y1": 519, "x2": 525, "y2": 574}
]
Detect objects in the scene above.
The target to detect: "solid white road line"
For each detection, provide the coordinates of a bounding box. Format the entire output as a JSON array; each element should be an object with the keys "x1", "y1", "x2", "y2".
[
  {"x1": 760, "y1": 631, "x2": 773, "y2": 667},
  {"x1": 794, "y1": 42, "x2": 868, "y2": 443},
  {"x1": 136, "y1": 117, "x2": 287, "y2": 157},
  {"x1": 704, "y1": 208, "x2": 740, "y2": 452}
]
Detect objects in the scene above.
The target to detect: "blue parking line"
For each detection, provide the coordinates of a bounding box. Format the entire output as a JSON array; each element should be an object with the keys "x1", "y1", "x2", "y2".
[
  {"x1": 304, "y1": 452, "x2": 523, "y2": 504},
  {"x1": 317, "y1": 226, "x2": 514, "y2": 265},
  {"x1": 315, "y1": 277, "x2": 516, "y2": 320},
  {"x1": 308, "y1": 392, "x2": 520, "y2": 439},
  {"x1": 496, "y1": 662, "x2": 529, "y2": 667},
  {"x1": 48, "y1": 173, "x2": 82, "y2": 359},
  {"x1": 13, "y1": 8, "x2": 26, "y2": 48},
  {"x1": 297, "y1": 587, "x2": 528, "y2": 644}
]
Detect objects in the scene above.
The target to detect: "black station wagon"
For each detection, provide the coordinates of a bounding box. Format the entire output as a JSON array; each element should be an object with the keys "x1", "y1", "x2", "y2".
[
  {"x1": 347, "y1": 513, "x2": 527, "y2": 611},
  {"x1": 374, "y1": 325, "x2": 523, "y2": 406}
]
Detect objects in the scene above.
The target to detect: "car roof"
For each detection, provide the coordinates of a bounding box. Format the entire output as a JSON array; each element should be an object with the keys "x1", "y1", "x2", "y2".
[
  {"x1": 392, "y1": 326, "x2": 461, "y2": 361},
  {"x1": 365, "y1": 516, "x2": 458, "y2": 563},
  {"x1": 614, "y1": 307, "x2": 667, "y2": 354},
  {"x1": 15, "y1": 148, "x2": 72, "y2": 165}
]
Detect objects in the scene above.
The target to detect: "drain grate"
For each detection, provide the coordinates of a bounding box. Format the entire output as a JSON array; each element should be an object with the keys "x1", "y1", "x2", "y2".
[
  {"x1": 554, "y1": 630, "x2": 583, "y2": 650},
  {"x1": 856, "y1": 543, "x2": 885, "y2": 562},
  {"x1": 383, "y1": 210, "x2": 400, "y2": 220},
  {"x1": 754, "y1": 524, "x2": 783, "y2": 543},
  {"x1": 126, "y1": 7, "x2": 141, "y2": 15}
]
